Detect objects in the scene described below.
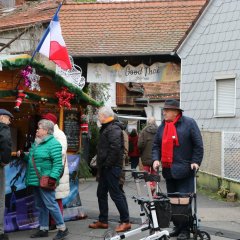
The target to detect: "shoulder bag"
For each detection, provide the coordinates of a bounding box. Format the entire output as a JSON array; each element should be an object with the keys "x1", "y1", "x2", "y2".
[{"x1": 31, "y1": 156, "x2": 56, "y2": 191}]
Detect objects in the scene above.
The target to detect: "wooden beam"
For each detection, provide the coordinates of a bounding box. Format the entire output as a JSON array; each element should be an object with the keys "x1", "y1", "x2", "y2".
[
  {"x1": 59, "y1": 107, "x2": 64, "y2": 130},
  {"x1": 0, "y1": 26, "x2": 32, "y2": 52}
]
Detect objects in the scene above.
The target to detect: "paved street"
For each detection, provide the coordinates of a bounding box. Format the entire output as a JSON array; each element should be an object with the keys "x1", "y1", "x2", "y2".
[{"x1": 7, "y1": 171, "x2": 240, "y2": 240}]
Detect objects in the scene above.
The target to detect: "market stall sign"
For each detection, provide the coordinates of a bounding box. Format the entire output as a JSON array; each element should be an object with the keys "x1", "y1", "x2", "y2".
[
  {"x1": 87, "y1": 62, "x2": 180, "y2": 83},
  {"x1": 64, "y1": 110, "x2": 80, "y2": 151}
]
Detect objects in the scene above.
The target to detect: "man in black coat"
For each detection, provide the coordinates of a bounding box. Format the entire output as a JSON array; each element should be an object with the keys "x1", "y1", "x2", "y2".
[
  {"x1": 152, "y1": 99, "x2": 203, "y2": 240},
  {"x1": 89, "y1": 106, "x2": 131, "y2": 233},
  {"x1": 0, "y1": 109, "x2": 13, "y2": 240}
]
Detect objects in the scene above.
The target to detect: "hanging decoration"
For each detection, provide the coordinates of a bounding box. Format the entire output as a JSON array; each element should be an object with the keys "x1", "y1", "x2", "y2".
[
  {"x1": 14, "y1": 86, "x2": 28, "y2": 112},
  {"x1": 28, "y1": 68, "x2": 41, "y2": 91},
  {"x1": 80, "y1": 114, "x2": 89, "y2": 134},
  {"x1": 56, "y1": 56, "x2": 85, "y2": 90},
  {"x1": 20, "y1": 66, "x2": 41, "y2": 91},
  {"x1": 55, "y1": 87, "x2": 75, "y2": 109},
  {"x1": 21, "y1": 65, "x2": 32, "y2": 87}
]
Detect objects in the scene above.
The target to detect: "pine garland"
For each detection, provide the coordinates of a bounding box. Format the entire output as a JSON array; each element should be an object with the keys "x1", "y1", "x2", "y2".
[{"x1": 1, "y1": 58, "x2": 103, "y2": 107}]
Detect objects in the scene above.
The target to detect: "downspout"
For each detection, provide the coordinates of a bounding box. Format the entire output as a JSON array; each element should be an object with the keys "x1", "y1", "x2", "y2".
[{"x1": 147, "y1": 98, "x2": 154, "y2": 116}]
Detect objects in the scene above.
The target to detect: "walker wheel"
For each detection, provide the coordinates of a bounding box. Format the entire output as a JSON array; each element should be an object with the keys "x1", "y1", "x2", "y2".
[
  {"x1": 104, "y1": 229, "x2": 118, "y2": 240},
  {"x1": 196, "y1": 230, "x2": 211, "y2": 240}
]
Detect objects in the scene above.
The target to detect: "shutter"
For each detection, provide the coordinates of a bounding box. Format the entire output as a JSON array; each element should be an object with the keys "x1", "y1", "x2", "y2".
[{"x1": 216, "y1": 78, "x2": 235, "y2": 115}]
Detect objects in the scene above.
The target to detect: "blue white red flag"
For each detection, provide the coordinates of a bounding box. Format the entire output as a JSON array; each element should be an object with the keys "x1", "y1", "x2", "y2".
[{"x1": 32, "y1": 3, "x2": 72, "y2": 70}]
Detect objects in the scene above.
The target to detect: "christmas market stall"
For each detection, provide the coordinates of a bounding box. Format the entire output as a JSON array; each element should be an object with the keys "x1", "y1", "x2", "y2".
[{"x1": 0, "y1": 54, "x2": 102, "y2": 232}]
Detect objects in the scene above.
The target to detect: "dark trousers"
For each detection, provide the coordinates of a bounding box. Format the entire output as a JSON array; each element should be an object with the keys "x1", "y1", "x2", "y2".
[
  {"x1": 166, "y1": 175, "x2": 194, "y2": 193},
  {"x1": 97, "y1": 167, "x2": 129, "y2": 223},
  {"x1": 130, "y1": 156, "x2": 139, "y2": 169}
]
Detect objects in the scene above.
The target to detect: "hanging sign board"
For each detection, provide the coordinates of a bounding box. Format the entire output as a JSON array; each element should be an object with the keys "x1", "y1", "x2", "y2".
[{"x1": 87, "y1": 62, "x2": 180, "y2": 83}]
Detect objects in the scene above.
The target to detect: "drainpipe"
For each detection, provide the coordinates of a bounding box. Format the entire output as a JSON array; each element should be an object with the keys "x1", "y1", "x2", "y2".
[{"x1": 147, "y1": 98, "x2": 154, "y2": 117}]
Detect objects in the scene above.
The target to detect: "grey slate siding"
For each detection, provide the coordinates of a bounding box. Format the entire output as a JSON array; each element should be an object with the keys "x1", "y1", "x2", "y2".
[{"x1": 178, "y1": 0, "x2": 240, "y2": 131}]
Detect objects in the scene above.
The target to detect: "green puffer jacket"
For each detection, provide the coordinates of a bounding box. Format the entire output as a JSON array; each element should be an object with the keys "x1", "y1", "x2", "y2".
[{"x1": 24, "y1": 135, "x2": 63, "y2": 187}]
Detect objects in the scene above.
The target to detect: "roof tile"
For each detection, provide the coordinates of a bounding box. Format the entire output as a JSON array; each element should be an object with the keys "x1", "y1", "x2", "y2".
[
  {"x1": 60, "y1": 0, "x2": 207, "y2": 56},
  {"x1": 0, "y1": 0, "x2": 207, "y2": 57},
  {"x1": 0, "y1": 1, "x2": 59, "y2": 31}
]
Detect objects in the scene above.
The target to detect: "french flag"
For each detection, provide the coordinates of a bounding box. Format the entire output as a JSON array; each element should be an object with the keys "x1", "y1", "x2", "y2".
[{"x1": 32, "y1": 4, "x2": 72, "y2": 70}]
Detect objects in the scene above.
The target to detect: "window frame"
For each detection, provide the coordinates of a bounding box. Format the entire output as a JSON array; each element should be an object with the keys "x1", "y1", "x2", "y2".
[{"x1": 214, "y1": 74, "x2": 236, "y2": 118}]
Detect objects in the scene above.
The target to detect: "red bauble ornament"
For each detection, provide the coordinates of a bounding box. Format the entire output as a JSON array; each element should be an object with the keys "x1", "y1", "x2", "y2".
[{"x1": 55, "y1": 87, "x2": 75, "y2": 109}]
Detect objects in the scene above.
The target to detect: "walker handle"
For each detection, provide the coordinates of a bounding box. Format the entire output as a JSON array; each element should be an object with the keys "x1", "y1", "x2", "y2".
[{"x1": 193, "y1": 168, "x2": 199, "y2": 177}]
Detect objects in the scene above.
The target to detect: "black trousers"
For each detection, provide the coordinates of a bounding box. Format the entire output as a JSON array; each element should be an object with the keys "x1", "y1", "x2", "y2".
[
  {"x1": 166, "y1": 175, "x2": 194, "y2": 194},
  {"x1": 97, "y1": 167, "x2": 129, "y2": 223}
]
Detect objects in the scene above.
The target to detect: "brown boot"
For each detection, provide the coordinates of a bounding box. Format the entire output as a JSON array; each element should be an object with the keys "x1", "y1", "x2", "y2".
[
  {"x1": 89, "y1": 221, "x2": 108, "y2": 229},
  {"x1": 115, "y1": 223, "x2": 131, "y2": 232}
]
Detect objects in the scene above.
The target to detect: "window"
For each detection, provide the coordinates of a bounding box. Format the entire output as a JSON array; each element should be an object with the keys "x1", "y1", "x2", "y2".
[{"x1": 214, "y1": 75, "x2": 236, "y2": 117}]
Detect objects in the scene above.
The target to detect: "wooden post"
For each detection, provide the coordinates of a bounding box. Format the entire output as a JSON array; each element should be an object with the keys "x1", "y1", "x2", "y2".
[
  {"x1": 59, "y1": 107, "x2": 64, "y2": 130},
  {"x1": 79, "y1": 106, "x2": 82, "y2": 150}
]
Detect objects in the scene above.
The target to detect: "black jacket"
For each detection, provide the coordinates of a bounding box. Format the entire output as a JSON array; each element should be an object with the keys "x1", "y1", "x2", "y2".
[
  {"x1": 97, "y1": 120, "x2": 124, "y2": 169},
  {"x1": 0, "y1": 122, "x2": 12, "y2": 165}
]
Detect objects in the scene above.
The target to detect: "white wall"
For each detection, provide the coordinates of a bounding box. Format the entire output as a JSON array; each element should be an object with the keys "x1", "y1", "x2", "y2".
[
  {"x1": 144, "y1": 102, "x2": 163, "y2": 126},
  {"x1": 104, "y1": 82, "x2": 116, "y2": 108},
  {"x1": 0, "y1": 27, "x2": 44, "y2": 55}
]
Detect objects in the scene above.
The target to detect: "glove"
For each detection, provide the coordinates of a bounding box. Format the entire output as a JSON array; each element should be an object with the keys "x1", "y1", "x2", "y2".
[{"x1": 48, "y1": 177, "x2": 56, "y2": 187}]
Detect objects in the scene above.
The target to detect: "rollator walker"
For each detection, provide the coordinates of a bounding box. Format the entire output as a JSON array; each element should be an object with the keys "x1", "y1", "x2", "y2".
[
  {"x1": 104, "y1": 169, "x2": 211, "y2": 240},
  {"x1": 104, "y1": 170, "x2": 170, "y2": 240},
  {"x1": 166, "y1": 170, "x2": 211, "y2": 240}
]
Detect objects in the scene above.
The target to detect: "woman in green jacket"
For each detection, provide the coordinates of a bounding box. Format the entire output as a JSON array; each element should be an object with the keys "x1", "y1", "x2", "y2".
[{"x1": 18, "y1": 119, "x2": 69, "y2": 240}]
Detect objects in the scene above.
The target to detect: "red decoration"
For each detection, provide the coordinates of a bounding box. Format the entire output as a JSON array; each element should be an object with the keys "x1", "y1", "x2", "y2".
[
  {"x1": 14, "y1": 86, "x2": 28, "y2": 112},
  {"x1": 80, "y1": 114, "x2": 88, "y2": 134},
  {"x1": 55, "y1": 87, "x2": 75, "y2": 109},
  {"x1": 80, "y1": 123, "x2": 88, "y2": 134}
]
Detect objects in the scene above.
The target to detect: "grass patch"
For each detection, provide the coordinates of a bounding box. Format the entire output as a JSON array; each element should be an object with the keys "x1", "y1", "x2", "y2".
[{"x1": 197, "y1": 186, "x2": 230, "y2": 202}]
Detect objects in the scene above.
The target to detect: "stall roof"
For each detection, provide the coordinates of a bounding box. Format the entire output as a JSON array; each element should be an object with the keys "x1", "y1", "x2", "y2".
[{"x1": 0, "y1": 54, "x2": 102, "y2": 107}]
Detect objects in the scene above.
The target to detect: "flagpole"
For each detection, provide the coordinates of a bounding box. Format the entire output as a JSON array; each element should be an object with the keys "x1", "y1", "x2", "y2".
[{"x1": 31, "y1": 1, "x2": 64, "y2": 61}]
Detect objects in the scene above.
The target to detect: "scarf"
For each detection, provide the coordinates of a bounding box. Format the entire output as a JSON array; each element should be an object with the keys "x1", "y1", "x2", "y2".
[
  {"x1": 161, "y1": 113, "x2": 182, "y2": 168},
  {"x1": 102, "y1": 116, "x2": 114, "y2": 124}
]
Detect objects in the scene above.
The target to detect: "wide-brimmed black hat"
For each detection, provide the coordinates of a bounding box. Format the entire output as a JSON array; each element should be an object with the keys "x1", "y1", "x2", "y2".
[
  {"x1": 163, "y1": 99, "x2": 183, "y2": 112},
  {"x1": 0, "y1": 109, "x2": 13, "y2": 118}
]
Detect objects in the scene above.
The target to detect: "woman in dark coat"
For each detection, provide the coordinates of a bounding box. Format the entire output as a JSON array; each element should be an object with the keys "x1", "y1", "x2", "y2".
[{"x1": 138, "y1": 117, "x2": 158, "y2": 192}]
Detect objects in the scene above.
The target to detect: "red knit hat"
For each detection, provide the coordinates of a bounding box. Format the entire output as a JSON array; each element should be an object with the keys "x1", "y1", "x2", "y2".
[{"x1": 41, "y1": 113, "x2": 58, "y2": 124}]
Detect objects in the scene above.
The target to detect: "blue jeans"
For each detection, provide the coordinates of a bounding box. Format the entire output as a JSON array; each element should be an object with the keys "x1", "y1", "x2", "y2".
[
  {"x1": 33, "y1": 187, "x2": 65, "y2": 230},
  {"x1": 97, "y1": 167, "x2": 129, "y2": 223}
]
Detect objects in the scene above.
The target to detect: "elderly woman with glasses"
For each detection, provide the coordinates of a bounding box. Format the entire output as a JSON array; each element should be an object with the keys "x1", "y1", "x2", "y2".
[{"x1": 17, "y1": 119, "x2": 69, "y2": 240}]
